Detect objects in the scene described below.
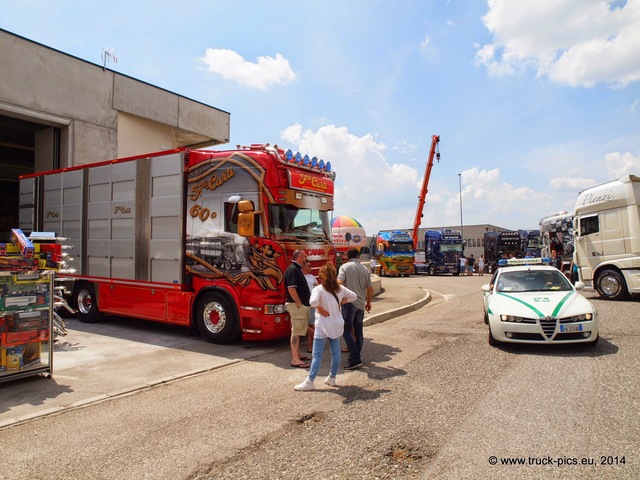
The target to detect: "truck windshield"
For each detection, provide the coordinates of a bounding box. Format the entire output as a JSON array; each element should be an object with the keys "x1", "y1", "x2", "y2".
[
  {"x1": 268, "y1": 204, "x2": 330, "y2": 242},
  {"x1": 527, "y1": 238, "x2": 541, "y2": 249},
  {"x1": 390, "y1": 244, "x2": 413, "y2": 253}
]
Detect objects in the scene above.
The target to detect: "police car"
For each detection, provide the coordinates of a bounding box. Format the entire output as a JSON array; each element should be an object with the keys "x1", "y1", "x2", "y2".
[{"x1": 482, "y1": 258, "x2": 599, "y2": 346}]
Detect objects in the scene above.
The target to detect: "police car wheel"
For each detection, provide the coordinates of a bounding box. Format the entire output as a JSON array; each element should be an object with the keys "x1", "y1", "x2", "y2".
[{"x1": 488, "y1": 327, "x2": 499, "y2": 346}]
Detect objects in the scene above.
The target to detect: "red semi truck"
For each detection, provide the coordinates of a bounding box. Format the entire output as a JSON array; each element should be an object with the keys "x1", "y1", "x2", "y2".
[{"x1": 19, "y1": 144, "x2": 337, "y2": 343}]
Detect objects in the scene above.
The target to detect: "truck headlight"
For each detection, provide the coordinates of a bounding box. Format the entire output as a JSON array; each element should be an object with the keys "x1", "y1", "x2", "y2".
[{"x1": 264, "y1": 304, "x2": 287, "y2": 315}]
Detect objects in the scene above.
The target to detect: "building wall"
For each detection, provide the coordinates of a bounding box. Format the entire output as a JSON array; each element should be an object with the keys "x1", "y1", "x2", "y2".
[{"x1": 0, "y1": 28, "x2": 230, "y2": 169}]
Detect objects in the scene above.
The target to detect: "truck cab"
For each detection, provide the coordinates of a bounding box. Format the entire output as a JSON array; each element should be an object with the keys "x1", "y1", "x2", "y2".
[
  {"x1": 375, "y1": 230, "x2": 414, "y2": 276},
  {"x1": 573, "y1": 174, "x2": 640, "y2": 300}
]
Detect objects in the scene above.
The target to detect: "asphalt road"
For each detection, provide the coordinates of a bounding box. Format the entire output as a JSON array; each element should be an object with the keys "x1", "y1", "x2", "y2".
[{"x1": 1, "y1": 275, "x2": 638, "y2": 480}]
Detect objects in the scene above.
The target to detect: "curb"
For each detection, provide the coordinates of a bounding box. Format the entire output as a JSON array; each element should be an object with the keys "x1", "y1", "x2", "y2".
[{"x1": 364, "y1": 287, "x2": 431, "y2": 327}]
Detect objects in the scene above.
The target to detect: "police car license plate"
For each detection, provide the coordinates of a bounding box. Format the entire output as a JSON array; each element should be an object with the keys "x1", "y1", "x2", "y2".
[{"x1": 560, "y1": 324, "x2": 583, "y2": 333}]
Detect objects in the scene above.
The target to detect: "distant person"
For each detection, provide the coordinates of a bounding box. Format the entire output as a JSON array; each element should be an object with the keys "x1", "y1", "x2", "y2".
[
  {"x1": 284, "y1": 250, "x2": 311, "y2": 368},
  {"x1": 295, "y1": 263, "x2": 357, "y2": 391},
  {"x1": 467, "y1": 254, "x2": 475, "y2": 276},
  {"x1": 459, "y1": 255, "x2": 467, "y2": 276},
  {"x1": 477, "y1": 255, "x2": 485, "y2": 276},
  {"x1": 337, "y1": 248, "x2": 373, "y2": 370},
  {"x1": 369, "y1": 257, "x2": 377, "y2": 273}
]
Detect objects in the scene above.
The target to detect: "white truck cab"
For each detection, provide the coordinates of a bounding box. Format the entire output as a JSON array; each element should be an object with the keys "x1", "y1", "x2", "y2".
[{"x1": 573, "y1": 174, "x2": 640, "y2": 300}]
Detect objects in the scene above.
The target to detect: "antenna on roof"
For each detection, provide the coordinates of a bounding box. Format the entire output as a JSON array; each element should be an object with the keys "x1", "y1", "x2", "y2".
[{"x1": 102, "y1": 48, "x2": 118, "y2": 70}]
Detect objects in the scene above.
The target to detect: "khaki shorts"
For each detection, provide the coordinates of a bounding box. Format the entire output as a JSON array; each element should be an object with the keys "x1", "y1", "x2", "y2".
[{"x1": 285, "y1": 303, "x2": 310, "y2": 336}]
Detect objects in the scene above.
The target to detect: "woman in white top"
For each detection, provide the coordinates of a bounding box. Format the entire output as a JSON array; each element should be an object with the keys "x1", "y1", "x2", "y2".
[{"x1": 295, "y1": 263, "x2": 357, "y2": 391}]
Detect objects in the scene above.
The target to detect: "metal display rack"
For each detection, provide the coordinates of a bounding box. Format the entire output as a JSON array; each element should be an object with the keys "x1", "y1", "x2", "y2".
[{"x1": 0, "y1": 270, "x2": 54, "y2": 383}]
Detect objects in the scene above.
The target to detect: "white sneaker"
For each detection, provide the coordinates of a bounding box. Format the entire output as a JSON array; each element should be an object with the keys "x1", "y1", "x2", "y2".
[
  {"x1": 324, "y1": 375, "x2": 337, "y2": 386},
  {"x1": 294, "y1": 378, "x2": 315, "y2": 391}
]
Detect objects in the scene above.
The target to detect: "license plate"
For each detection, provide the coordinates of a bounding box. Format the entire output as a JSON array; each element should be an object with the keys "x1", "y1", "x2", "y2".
[{"x1": 560, "y1": 324, "x2": 583, "y2": 333}]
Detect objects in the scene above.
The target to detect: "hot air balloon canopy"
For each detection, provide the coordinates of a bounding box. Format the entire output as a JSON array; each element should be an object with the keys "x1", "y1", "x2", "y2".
[{"x1": 331, "y1": 215, "x2": 367, "y2": 250}]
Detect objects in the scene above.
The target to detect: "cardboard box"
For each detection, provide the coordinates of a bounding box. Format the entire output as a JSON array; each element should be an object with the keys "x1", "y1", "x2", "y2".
[
  {"x1": 10, "y1": 229, "x2": 35, "y2": 259},
  {"x1": 5, "y1": 344, "x2": 25, "y2": 370},
  {"x1": 21, "y1": 342, "x2": 42, "y2": 368},
  {"x1": 1, "y1": 329, "x2": 49, "y2": 347},
  {"x1": 0, "y1": 347, "x2": 6, "y2": 372},
  {"x1": 7, "y1": 310, "x2": 49, "y2": 331}
]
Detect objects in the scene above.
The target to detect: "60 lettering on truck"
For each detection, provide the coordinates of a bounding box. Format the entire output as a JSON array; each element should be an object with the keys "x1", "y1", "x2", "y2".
[{"x1": 19, "y1": 144, "x2": 337, "y2": 344}]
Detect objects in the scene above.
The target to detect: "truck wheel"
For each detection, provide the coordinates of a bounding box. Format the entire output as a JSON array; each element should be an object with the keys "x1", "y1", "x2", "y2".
[
  {"x1": 428, "y1": 264, "x2": 436, "y2": 276},
  {"x1": 595, "y1": 269, "x2": 628, "y2": 300},
  {"x1": 195, "y1": 292, "x2": 240, "y2": 344},
  {"x1": 74, "y1": 282, "x2": 103, "y2": 323}
]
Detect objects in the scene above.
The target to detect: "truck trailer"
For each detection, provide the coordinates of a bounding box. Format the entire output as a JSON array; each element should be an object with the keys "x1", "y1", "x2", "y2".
[
  {"x1": 19, "y1": 144, "x2": 337, "y2": 343},
  {"x1": 573, "y1": 174, "x2": 640, "y2": 300}
]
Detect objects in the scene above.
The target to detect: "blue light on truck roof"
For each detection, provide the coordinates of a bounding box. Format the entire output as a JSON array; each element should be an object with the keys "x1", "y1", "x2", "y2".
[{"x1": 325, "y1": 161, "x2": 331, "y2": 172}]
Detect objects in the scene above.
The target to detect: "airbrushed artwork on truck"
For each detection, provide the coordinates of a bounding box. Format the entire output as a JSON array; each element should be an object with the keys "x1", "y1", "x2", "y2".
[{"x1": 184, "y1": 153, "x2": 284, "y2": 291}]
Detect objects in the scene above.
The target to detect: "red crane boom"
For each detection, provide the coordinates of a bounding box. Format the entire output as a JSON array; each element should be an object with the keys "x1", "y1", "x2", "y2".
[{"x1": 412, "y1": 135, "x2": 440, "y2": 249}]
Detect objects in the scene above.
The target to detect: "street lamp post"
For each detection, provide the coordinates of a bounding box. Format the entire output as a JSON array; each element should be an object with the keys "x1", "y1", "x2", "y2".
[{"x1": 458, "y1": 173, "x2": 464, "y2": 247}]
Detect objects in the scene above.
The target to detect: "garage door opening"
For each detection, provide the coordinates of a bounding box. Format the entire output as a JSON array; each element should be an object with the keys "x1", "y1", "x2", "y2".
[{"x1": 0, "y1": 114, "x2": 60, "y2": 241}]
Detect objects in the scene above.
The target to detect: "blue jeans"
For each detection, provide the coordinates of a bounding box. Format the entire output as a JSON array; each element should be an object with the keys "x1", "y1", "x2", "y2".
[
  {"x1": 342, "y1": 303, "x2": 364, "y2": 363},
  {"x1": 308, "y1": 336, "x2": 341, "y2": 381}
]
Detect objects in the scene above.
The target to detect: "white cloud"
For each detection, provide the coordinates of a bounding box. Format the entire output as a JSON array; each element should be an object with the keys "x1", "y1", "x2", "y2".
[
  {"x1": 420, "y1": 36, "x2": 431, "y2": 51},
  {"x1": 280, "y1": 124, "x2": 421, "y2": 234},
  {"x1": 605, "y1": 151, "x2": 640, "y2": 178},
  {"x1": 279, "y1": 126, "x2": 608, "y2": 233},
  {"x1": 200, "y1": 49, "x2": 296, "y2": 90},
  {"x1": 550, "y1": 177, "x2": 597, "y2": 190},
  {"x1": 476, "y1": 0, "x2": 640, "y2": 88}
]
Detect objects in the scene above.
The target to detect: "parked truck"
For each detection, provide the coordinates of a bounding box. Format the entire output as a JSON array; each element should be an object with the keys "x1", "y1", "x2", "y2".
[
  {"x1": 374, "y1": 230, "x2": 415, "y2": 276},
  {"x1": 483, "y1": 230, "x2": 522, "y2": 273},
  {"x1": 539, "y1": 211, "x2": 574, "y2": 272},
  {"x1": 18, "y1": 144, "x2": 337, "y2": 343},
  {"x1": 414, "y1": 228, "x2": 463, "y2": 275},
  {"x1": 518, "y1": 229, "x2": 542, "y2": 258},
  {"x1": 573, "y1": 174, "x2": 640, "y2": 300}
]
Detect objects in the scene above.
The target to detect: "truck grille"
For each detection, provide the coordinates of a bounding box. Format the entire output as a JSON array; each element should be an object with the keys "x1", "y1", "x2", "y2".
[{"x1": 540, "y1": 316, "x2": 557, "y2": 338}]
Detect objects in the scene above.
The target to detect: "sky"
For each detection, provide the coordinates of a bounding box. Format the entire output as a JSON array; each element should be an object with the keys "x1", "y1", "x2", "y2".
[{"x1": 2, "y1": 0, "x2": 640, "y2": 236}]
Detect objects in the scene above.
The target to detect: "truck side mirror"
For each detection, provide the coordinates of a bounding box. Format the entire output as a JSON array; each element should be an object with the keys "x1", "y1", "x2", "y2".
[{"x1": 237, "y1": 200, "x2": 255, "y2": 237}]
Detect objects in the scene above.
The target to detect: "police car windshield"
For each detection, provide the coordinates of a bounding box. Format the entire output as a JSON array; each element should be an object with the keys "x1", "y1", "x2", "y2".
[{"x1": 496, "y1": 270, "x2": 572, "y2": 293}]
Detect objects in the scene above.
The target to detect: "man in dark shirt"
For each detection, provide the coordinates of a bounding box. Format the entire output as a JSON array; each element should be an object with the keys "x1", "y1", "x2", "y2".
[{"x1": 285, "y1": 249, "x2": 311, "y2": 368}]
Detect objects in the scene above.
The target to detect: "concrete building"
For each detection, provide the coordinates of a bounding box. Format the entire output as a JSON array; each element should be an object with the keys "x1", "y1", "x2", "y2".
[{"x1": 0, "y1": 28, "x2": 230, "y2": 239}]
